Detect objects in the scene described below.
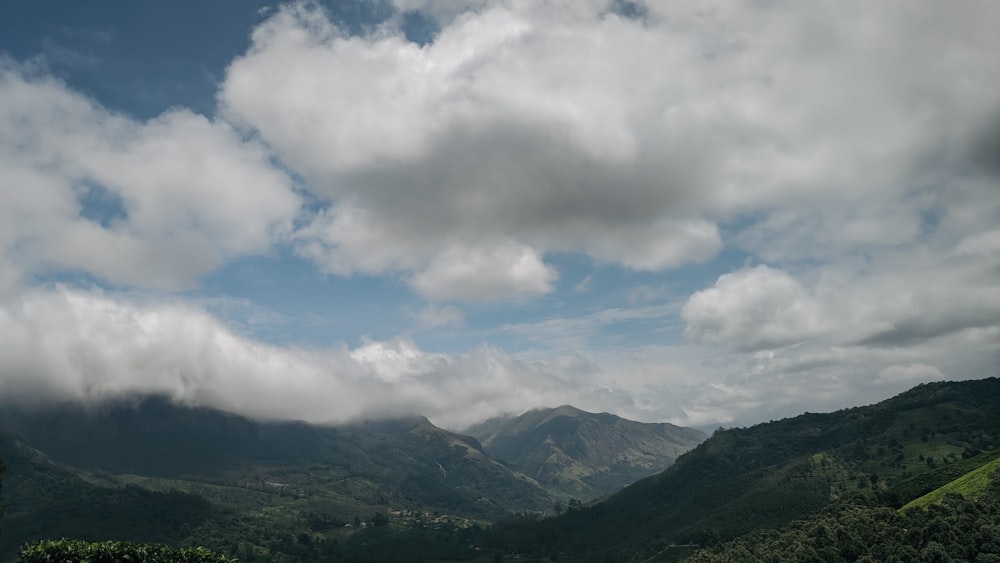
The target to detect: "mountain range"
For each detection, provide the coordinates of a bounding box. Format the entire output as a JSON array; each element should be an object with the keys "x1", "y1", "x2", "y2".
[
  {"x1": 465, "y1": 404, "x2": 706, "y2": 499},
  {"x1": 487, "y1": 377, "x2": 1000, "y2": 561},
  {"x1": 2, "y1": 378, "x2": 997, "y2": 562},
  {"x1": 0, "y1": 396, "x2": 704, "y2": 561},
  {"x1": 0, "y1": 397, "x2": 549, "y2": 518}
]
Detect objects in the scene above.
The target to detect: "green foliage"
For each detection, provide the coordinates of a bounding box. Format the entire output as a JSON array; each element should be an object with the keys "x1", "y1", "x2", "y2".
[
  {"x1": 0, "y1": 397, "x2": 551, "y2": 520},
  {"x1": 0, "y1": 433, "x2": 221, "y2": 561},
  {"x1": 685, "y1": 469, "x2": 1000, "y2": 562},
  {"x1": 466, "y1": 405, "x2": 706, "y2": 500},
  {"x1": 17, "y1": 539, "x2": 233, "y2": 563},
  {"x1": 901, "y1": 455, "x2": 1000, "y2": 511},
  {"x1": 891, "y1": 449, "x2": 1000, "y2": 506},
  {"x1": 3, "y1": 379, "x2": 1000, "y2": 563},
  {"x1": 471, "y1": 377, "x2": 1000, "y2": 562}
]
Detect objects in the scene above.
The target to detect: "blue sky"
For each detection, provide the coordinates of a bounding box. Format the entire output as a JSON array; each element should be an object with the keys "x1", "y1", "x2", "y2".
[{"x1": 0, "y1": 0, "x2": 997, "y2": 430}]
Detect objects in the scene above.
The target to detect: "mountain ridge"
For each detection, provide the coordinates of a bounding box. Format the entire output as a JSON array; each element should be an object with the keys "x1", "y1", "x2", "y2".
[
  {"x1": 0, "y1": 395, "x2": 552, "y2": 519},
  {"x1": 465, "y1": 404, "x2": 707, "y2": 499},
  {"x1": 486, "y1": 377, "x2": 1000, "y2": 561}
]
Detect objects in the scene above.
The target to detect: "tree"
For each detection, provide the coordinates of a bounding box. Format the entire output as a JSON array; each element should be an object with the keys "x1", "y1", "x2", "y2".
[{"x1": 18, "y1": 540, "x2": 234, "y2": 563}]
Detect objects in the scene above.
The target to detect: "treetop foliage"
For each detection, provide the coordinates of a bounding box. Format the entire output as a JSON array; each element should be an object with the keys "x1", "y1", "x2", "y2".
[{"x1": 17, "y1": 539, "x2": 234, "y2": 563}]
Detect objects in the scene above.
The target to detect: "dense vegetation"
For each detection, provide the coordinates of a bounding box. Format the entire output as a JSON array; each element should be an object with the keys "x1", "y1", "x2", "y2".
[
  {"x1": 0, "y1": 398, "x2": 551, "y2": 520},
  {"x1": 470, "y1": 378, "x2": 1000, "y2": 561},
  {"x1": 1, "y1": 378, "x2": 998, "y2": 562},
  {"x1": 687, "y1": 470, "x2": 1000, "y2": 562},
  {"x1": 900, "y1": 453, "x2": 1000, "y2": 511},
  {"x1": 466, "y1": 405, "x2": 706, "y2": 499},
  {"x1": 18, "y1": 539, "x2": 233, "y2": 563},
  {"x1": 0, "y1": 433, "x2": 226, "y2": 561}
]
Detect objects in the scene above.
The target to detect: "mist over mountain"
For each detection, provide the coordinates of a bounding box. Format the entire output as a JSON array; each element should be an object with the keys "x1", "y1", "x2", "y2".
[
  {"x1": 0, "y1": 395, "x2": 551, "y2": 518},
  {"x1": 0, "y1": 395, "x2": 704, "y2": 518},
  {"x1": 2, "y1": 379, "x2": 998, "y2": 561},
  {"x1": 465, "y1": 405, "x2": 706, "y2": 499}
]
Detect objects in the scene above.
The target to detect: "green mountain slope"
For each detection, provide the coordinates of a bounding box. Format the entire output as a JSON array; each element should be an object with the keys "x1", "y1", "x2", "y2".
[
  {"x1": 0, "y1": 433, "x2": 222, "y2": 562},
  {"x1": 687, "y1": 466, "x2": 1000, "y2": 562},
  {"x1": 485, "y1": 377, "x2": 1000, "y2": 562},
  {"x1": 890, "y1": 448, "x2": 1000, "y2": 507},
  {"x1": 0, "y1": 396, "x2": 551, "y2": 519},
  {"x1": 465, "y1": 405, "x2": 706, "y2": 499},
  {"x1": 901, "y1": 451, "x2": 1000, "y2": 511}
]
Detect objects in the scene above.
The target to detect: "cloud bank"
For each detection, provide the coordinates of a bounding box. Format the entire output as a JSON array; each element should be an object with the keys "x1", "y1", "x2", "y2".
[{"x1": 0, "y1": 287, "x2": 626, "y2": 429}]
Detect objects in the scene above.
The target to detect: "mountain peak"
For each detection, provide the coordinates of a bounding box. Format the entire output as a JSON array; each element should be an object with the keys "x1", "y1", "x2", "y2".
[
  {"x1": 549, "y1": 404, "x2": 588, "y2": 417},
  {"x1": 465, "y1": 405, "x2": 706, "y2": 499}
]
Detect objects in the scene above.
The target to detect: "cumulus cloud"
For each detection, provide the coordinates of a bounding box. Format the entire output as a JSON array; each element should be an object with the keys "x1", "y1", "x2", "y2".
[
  {"x1": 411, "y1": 242, "x2": 555, "y2": 301},
  {"x1": 682, "y1": 265, "x2": 826, "y2": 351},
  {"x1": 0, "y1": 59, "x2": 300, "y2": 294},
  {"x1": 218, "y1": 0, "x2": 1000, "y2": 304},
  {"x1": 219, "y1": 1, "x2": 743, "y2": 300},
  {"x1": 683, "y1": 240, "x2": 1000, "y2": 354}
]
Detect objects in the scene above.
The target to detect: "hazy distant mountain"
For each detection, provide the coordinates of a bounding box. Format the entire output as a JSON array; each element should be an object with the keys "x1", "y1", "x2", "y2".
[
  {"x1": 464, "y1": 405, "x2": 707, "y2": 498},
  {"x1": 0, "y1": 396, "x2": 550, "y2": 519}
]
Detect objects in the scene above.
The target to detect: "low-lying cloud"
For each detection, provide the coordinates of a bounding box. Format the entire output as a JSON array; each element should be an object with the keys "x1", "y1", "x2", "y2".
[{"x1": 0, "y1": 287, "x2": 633, "y2": 429}]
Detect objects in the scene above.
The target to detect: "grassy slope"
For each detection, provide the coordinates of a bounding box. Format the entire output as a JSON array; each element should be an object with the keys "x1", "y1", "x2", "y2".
[
  {"x1": 901, "y1": 453, "x2": 1000, "y2": 511},
  {"x1": 889, "y1": 448, "x2": 1000, "y2": 505}
]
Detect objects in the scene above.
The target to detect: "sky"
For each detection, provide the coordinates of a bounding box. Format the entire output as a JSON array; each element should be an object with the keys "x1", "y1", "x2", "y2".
[{"x1": 0, "y1": 0, "x2": 997, "y2": 431}]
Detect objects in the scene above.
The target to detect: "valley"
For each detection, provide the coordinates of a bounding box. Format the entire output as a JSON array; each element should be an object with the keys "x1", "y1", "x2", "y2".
[
  {"x1": 0, "y1": 398, "x2": 703, "y2": 561},
  {"x1": 1, "y1": 378, "x2": 998, "y2": 561}
]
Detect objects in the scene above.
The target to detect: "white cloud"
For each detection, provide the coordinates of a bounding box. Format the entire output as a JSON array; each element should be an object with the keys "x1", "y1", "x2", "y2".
[
  {"x1": 0, "y1": 285, "x2": 993, "y2": 431},
  {"x1": 682, "y1": 237, "x2": 1000, "y2": 354},
  {"x1": 411, "y1": 242, "x2": 555, "y2": 302},
  {"x1": 682, "y1": 265, "x2": 826, "y2": 351},
  {"x1": 218, "y1": 2, "x2": 741, "y2": 300},
  {"x1": 0, "y1": 59, "x2": 300, "y2": 293},
  {"x1": 217, "y1": 0, "x2": 1000, "y2": 303}
]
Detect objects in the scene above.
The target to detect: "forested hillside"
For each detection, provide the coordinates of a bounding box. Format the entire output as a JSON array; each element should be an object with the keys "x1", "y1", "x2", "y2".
[
  {"x1": 0, "y1": 433, "x2": 223, "y2": 561},
  {"x1": 687, "y1": 464, "x2": 1000, "y2": 562},
  {"x1": 0, "y1": 398, "x2": 691, "y2": 562},
  {"x1": 1, "y1": 379, "x2": 997, "y2": 562},
  {"x1": 479, "y1": 378, "x2": 1000, "y2": 561},
  {"x1": 0, "y1": 397, "x2": 551, "y2": 519},
  {"x1": 466, "y1": 405, "x2": 705, "y2": 499}
]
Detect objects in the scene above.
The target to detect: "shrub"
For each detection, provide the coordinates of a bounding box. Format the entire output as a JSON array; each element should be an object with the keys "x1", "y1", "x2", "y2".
[{"x1": 18, "y1": 539, "x2": 233, "y2": 563}]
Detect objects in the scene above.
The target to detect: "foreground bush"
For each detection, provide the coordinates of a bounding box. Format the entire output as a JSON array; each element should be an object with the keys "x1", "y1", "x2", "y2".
[{"x1": 18, "y1": 539, "x2": 233, "y2": 563}]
